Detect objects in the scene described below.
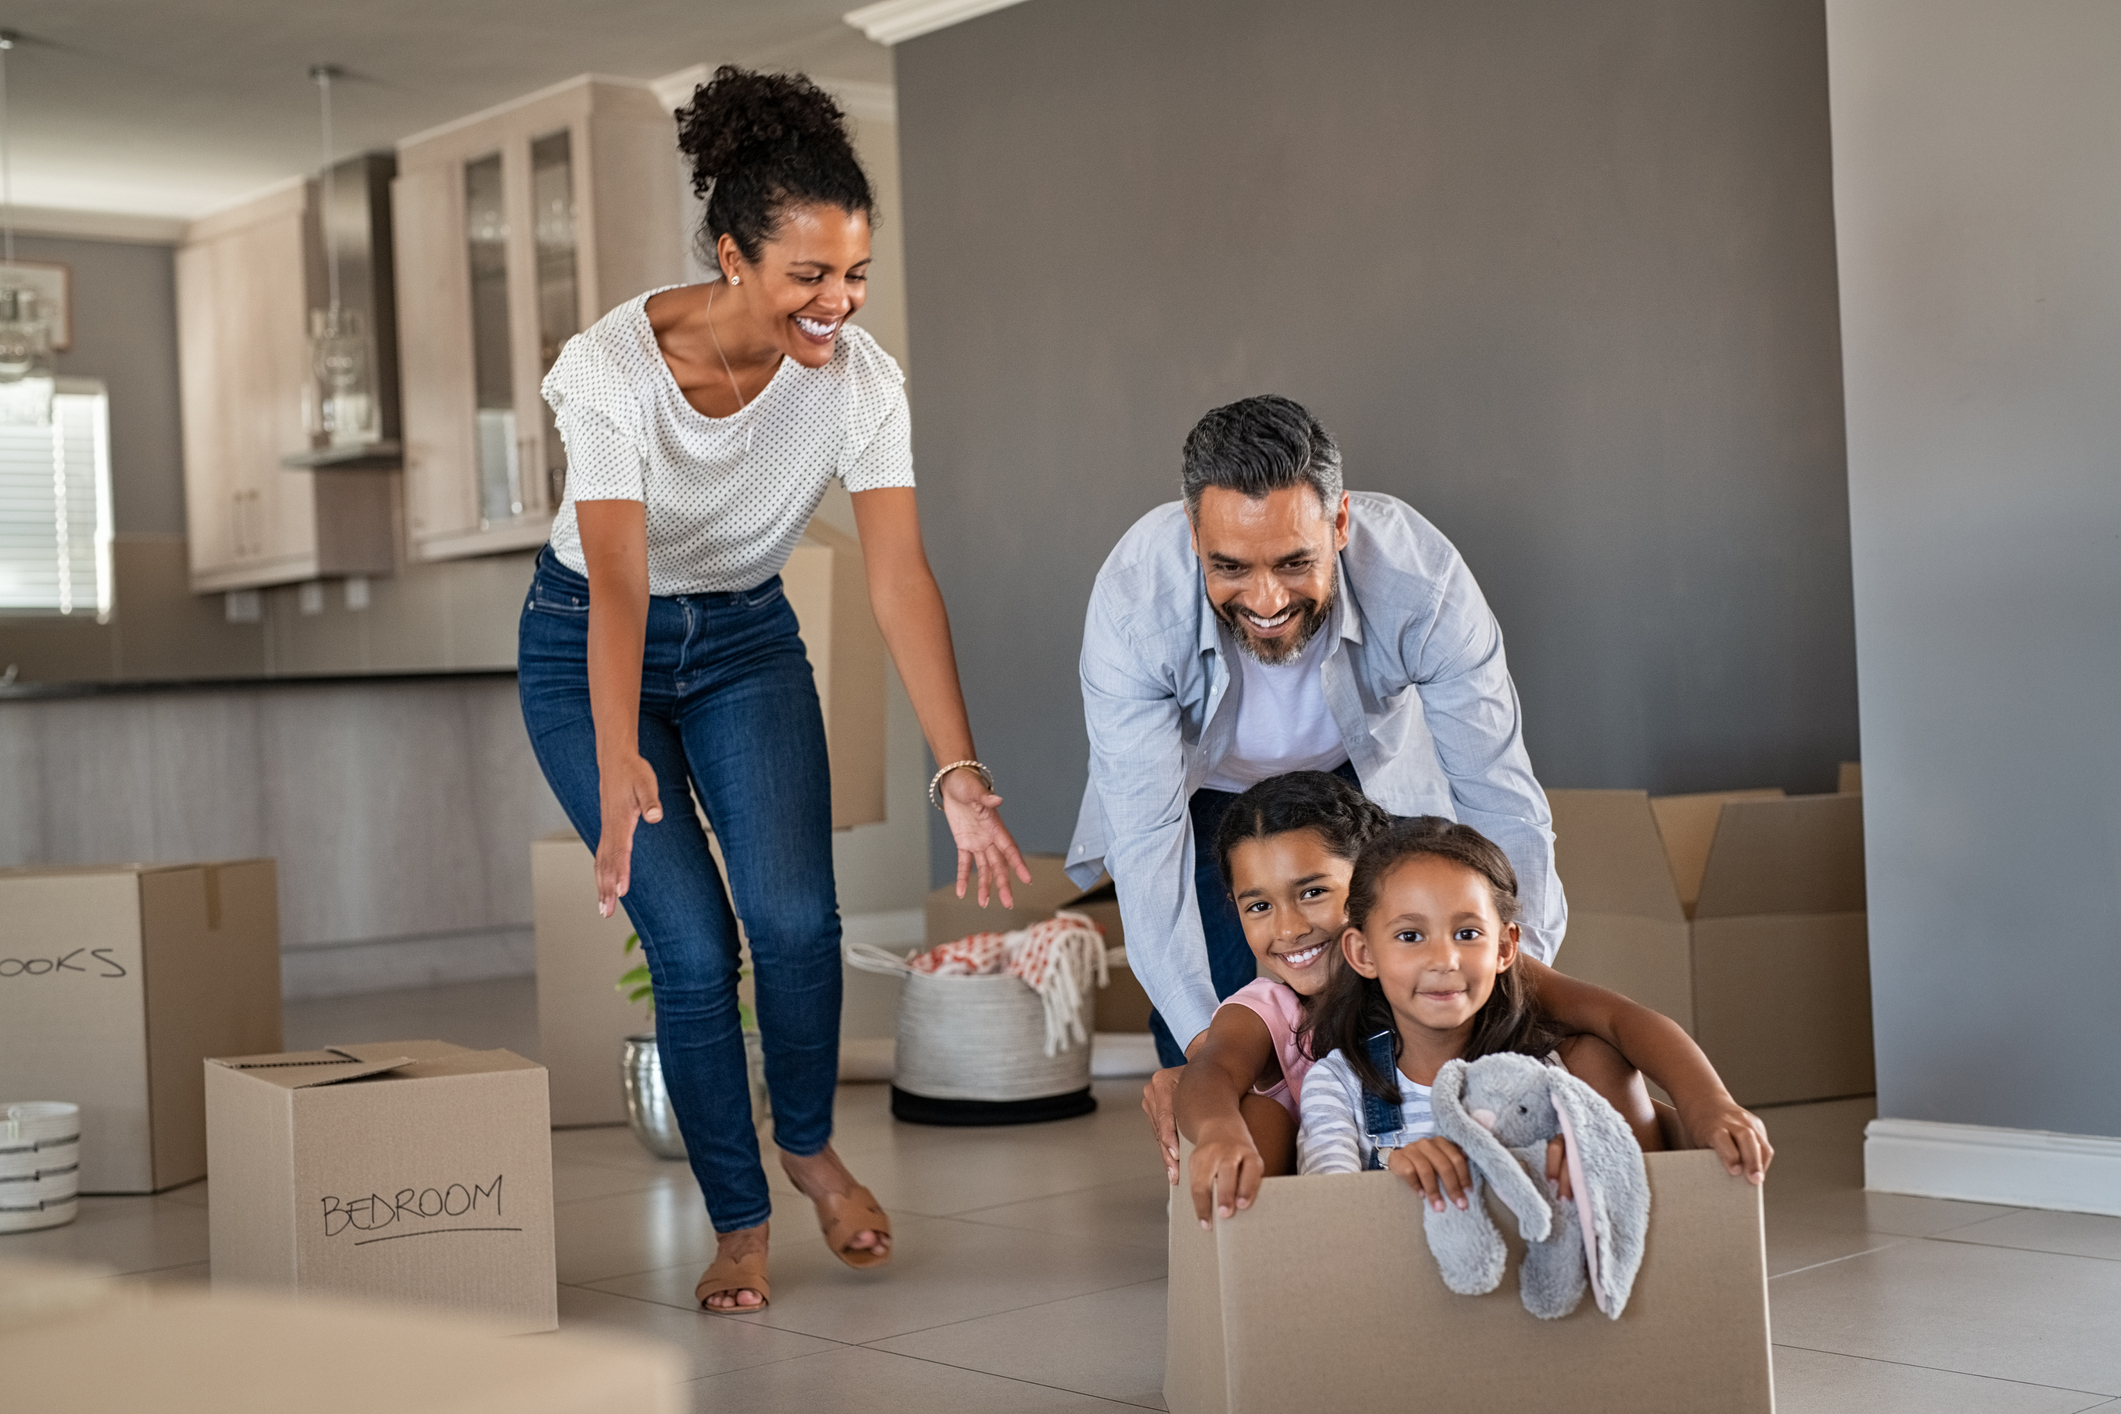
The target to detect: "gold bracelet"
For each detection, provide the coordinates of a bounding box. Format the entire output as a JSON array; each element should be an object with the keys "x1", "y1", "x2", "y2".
[{"x1": 929, "y1": 759, "x2": 994, "y2": 811}]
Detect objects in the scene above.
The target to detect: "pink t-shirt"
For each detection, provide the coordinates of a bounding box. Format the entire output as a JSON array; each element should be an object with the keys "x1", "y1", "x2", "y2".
[{"x1": 1214, "y1": 977, "x2": 1315, "y2": 1118}]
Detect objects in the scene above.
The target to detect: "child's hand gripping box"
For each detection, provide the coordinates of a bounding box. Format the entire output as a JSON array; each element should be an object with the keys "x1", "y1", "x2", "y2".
[
  {"x1": 1167, "y1": 1148, "x2": 1773, "y2": 1414},
  {"x1": 204, "y1": 1039, "x2": 558, "y2": 1333},
  {"x1": 1547, "y1": 788, "x2": 1872, "y2": 1106}
]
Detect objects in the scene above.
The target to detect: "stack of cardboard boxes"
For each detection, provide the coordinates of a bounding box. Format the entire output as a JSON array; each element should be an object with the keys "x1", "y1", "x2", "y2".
[{"x1": 1547, "y1": 780, "x2": 1872, "y2": 1106}]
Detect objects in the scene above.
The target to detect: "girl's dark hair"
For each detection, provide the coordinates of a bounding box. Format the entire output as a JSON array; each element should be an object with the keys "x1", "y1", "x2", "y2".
[
  {"x1": 1213, "y1": 770, "x2": 1392, "y2": 890},
  {"x1": 675, "y1": 66, "x2": 875, "y2": 273},
  {"x1": 1300, "y1": 816, "x2": 1556, "y2": 1104}
]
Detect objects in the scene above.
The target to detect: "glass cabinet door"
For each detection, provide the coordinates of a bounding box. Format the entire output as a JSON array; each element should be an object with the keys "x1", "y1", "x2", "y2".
[
  {"x1": 464, "y1": 152, "x2": 520, "y2": 524},
  {"x1": 531, "y1": 131, "x2": 580, "y2": 511}
]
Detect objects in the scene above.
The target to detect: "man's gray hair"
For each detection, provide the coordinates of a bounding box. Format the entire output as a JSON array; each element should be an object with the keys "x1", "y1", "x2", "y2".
[{"x1": 1180, "y1": 395, "x2": 1343, "y2": 519}]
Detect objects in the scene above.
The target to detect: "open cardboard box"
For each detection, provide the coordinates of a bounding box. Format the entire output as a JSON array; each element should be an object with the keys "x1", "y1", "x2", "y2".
[
  {"x1": 1547, "y1": 788, "x2": 1872, "y2": 1107},
  {"x1": 205, "y1": 1039, "x2": 557, "y2": 1333},
  {"x1": 0, "y1": 860, "x2": 281, "y2": 1193},
  {"x1": 0, "y1": 1257, "x2": 683, "y2": 1414},
  {"x1": 925, "y1": 852, "x2": 1154, "y2": 1034},
  {"x1": 1168, "y1": 1147, "x2": 1773, "y2": 1413}
]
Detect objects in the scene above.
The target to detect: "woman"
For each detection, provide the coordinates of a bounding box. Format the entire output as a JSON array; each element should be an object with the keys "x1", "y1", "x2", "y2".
[{"x1": 518, "y1": 67, "x2": 1028, "y2": 1313}]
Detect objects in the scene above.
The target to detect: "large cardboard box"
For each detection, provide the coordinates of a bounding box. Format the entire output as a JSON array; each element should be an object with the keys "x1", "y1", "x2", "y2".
[
  {"x1": 0, "y1": 1258, "x2": 683, "y2": 1414},
  {"x1": 784, "y1": 519, "x2": 887, "y2": 830},
  {"x1": 533, "y1": 832, "x2": 648, "y2": 1127},
  {"x1": 1549, "y1": 789, "x2": 1872, "y2": 1106},
  {"x1": 1167, "y1": 1148, "x2": 1772, "y2": 1413},
  {"x1": 0, "y1": 860, "x2": 281, "y2": 1194},
  {"x1": 205, "y1": 1039, "x2": 559, "y2": 1333},
  {"x1": 925, "y1": 853, "x2": 1155, "y2": 1034}
]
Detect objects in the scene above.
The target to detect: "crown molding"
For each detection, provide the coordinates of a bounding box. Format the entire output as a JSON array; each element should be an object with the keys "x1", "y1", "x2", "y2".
[
  {"x1": 3, "y1": 205, "x2": 190, "y2": 245},
  {"x1": 844, "y1": 0, "x2": 1033, "y2": 46}
]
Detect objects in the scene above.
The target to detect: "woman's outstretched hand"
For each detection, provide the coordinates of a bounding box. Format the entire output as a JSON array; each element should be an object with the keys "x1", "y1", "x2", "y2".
[
  {"x1": 596, "y1": 751, "x2": 664, "y2": 918},
  {"x1": 939, "y1": 766, "x2": 1032, "y2": 908}
]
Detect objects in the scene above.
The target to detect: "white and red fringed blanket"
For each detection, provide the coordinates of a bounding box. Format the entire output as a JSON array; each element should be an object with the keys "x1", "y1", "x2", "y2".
[{"x1": 902, "y1": 910, "x2": 1111, "y2": 1056}]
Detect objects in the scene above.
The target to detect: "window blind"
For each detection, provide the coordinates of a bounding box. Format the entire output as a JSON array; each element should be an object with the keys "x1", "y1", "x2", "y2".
[{"x1": 0, "y1": 382, "x2": 113, "y2": 618}]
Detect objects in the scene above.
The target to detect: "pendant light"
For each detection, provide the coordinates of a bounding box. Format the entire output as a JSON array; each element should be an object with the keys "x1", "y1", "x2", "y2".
[
  {"x1": 303, "y1": 64, "x2": 378, "y2": 449},
  {"x1": 0, "y1": 30, "x2": 56, "y2": 428}
]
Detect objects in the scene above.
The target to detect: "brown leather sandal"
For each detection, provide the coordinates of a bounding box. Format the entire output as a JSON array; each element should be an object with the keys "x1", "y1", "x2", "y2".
[
  {"x1": 812, "y1": 1184, "x2": 893, "y2": 1269},
  {"x1": 695, "y1": 1250, "x2": 771, "y2": 1311}
]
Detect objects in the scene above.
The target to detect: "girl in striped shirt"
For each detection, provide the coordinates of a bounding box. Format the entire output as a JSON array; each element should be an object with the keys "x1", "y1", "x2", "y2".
[{"x1": 1302, "y1": 818, "x2": 1672, "y2": 1212}]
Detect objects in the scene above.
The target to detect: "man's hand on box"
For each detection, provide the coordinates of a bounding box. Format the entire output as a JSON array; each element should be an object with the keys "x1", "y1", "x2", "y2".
[{"x1": 1141, "y1": 1066, "x2": 1183, "y2": 1184}]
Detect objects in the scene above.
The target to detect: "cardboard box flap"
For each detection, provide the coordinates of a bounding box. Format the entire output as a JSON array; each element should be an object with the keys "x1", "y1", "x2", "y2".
[
  {"x1": 1694, "y1": 792, "x2": 1866, "y2": 918},
  {"x1": 208, "y1": 1048, "x2": 418, "y2": 1089},
  {"x1": 1649, "y1": 789, "x2": 1786, "y2": 915},
  {"x1": 1546, "y1": 791, "x2": 1685, "y2": 922},
  {"x1": 925, "y1": 854, "x2": 1115, "y2": 946}
]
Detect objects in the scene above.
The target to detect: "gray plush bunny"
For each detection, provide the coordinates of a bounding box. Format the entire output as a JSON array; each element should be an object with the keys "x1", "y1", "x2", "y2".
[{"x1": 1423, "y1": 1051, "x2": 1651, "y2": 1320}]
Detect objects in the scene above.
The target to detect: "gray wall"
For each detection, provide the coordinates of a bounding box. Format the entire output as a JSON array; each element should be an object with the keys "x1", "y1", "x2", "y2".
[
  {"x1": 896, "y1": 0, "x2": 1856, "y2": 872},
  {"x1": 1829, "y1": 0, "x2": 2121, "y2": 1139},
  {"x1": 21, "y1": 234, "x2": 187, "y2": 537}
]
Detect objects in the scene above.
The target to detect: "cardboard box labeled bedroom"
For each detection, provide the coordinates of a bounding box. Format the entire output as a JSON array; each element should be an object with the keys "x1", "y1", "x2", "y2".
[{"x1": 204, "y1": 1039, "x2": 558, "y2": 1333}]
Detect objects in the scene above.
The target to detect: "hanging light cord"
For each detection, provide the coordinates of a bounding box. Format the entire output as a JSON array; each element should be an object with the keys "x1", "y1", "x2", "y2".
[
  {"x1": 312, "y1": 64, "x2": 340, "y2": 314},
  {"x1": 1, "y1": 33, "x2": 17, "y2": 270}
]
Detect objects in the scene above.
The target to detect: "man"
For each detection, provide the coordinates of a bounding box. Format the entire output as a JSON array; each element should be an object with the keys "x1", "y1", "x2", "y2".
[{"x1": 1066, "y1": 395, "x2": 1567, "y2": 1148}]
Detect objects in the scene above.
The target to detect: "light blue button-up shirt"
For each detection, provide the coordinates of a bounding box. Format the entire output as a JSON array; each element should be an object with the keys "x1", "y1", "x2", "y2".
[{"x1": 1068, "y1": 492, "x2": 1566, "y2": 1049}]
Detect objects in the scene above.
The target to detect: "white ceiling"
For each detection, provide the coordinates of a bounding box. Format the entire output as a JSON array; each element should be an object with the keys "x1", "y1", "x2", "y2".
[{"x1": 0, "y1": 0, "x2": 892, "y2": 221}]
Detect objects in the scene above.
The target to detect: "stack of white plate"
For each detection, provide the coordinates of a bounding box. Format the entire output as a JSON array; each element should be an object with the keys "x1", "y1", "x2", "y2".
[{"x1": 0, "y1": 1102, "x2": 81, "y2": 1233}]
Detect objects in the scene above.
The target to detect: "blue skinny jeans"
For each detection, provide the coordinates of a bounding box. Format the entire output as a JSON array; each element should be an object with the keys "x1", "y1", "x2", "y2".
[{"x1": 518, "y1": 549, "x2": 841, "y2": 1233}]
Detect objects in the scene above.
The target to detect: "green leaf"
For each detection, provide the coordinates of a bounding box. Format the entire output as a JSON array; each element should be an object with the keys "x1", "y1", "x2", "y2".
[
  {"x1": 628, "y1": 985, "x2": 655, "y2": 1005},
  {"x1": 617, "y1": 964, "x2": 652, "y2": 988},
  {"x1": 623, "y1": 933, "x2": 640, "y2": 955}
]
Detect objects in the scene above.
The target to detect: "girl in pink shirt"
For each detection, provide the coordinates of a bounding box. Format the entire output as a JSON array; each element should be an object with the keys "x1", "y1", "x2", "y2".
[{"x1": 1160, "y1": 771, "x2": 1775, "y2": 1229}]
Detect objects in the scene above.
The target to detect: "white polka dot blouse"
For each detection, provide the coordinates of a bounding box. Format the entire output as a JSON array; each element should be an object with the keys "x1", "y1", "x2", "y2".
[{"x1": 542, "y1": 286, "x2": 915, "y2": 597}]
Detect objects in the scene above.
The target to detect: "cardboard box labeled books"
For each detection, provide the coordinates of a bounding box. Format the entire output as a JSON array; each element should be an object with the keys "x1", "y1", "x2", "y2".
[
  {"x1": 925, "y1": 852, "x2": 1154, "y2": 1034},
  {"x1": 0, "y1": 860, "x2": 281, "y2": 1194},
  {"x1": 205, "y1": 1039, "x2": 558, "y2": 1333},
  {"x1": 1548, "y1": 788, "x2": 1872, "y2": 1107},
  {"x1": 0, "y1": 1257, "x2": 684, "y2": 1414},
  {"x1": 1168, "y1": 1148, "x2": 1772, "y2": 1413}
]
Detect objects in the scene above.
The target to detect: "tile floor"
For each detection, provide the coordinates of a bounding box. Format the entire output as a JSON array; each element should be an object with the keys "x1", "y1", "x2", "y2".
[{"x1": 6, "y1": 978, "x2": 2118, "y2": 1412}]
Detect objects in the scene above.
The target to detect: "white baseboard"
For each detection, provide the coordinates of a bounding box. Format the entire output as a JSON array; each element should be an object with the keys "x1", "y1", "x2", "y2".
[
  {"x1": 281, "y1": 927, "x2": 536, "y2": 1001},
  {"x1": 1865, "y1": 1117, "x2": 2121, "y2": 1217},
  {"x1": 282, "y1": 909, "x2": 927, "y2": 1002}
]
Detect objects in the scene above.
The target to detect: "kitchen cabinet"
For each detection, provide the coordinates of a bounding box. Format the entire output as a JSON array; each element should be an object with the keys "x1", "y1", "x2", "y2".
[
  {"x1": 177, "y1": 182, "x2": 396, "y2": 593},
  {"x1": 394, "y1": 76, "x2": 685, "y2": 562}
]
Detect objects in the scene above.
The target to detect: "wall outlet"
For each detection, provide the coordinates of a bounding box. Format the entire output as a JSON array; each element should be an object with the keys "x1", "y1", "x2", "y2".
[
  {"x1": 298, "y1": 581, "x2": 326, "y2": 616},
  {"x1": 345, "y1": 575, "x2": 371, "y2": 611},
  {"x1": 225, "y1": 590, "x2": 262, "y2": 624}
]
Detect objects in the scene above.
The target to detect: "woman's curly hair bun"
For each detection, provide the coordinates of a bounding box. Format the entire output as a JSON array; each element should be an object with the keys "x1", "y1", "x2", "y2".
[{"x1": 675, "y1": 66, "x2": 874, "y2": 272}]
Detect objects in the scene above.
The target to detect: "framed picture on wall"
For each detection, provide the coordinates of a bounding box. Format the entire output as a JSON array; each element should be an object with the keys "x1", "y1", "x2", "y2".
[{"x1": 0, "y1": 261, "x2": 71, "y2": 351}]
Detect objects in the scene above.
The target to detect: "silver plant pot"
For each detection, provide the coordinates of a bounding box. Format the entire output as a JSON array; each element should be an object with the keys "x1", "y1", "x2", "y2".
[
  {"x1": 621, "y1": 1034, "x2": 688, "y2": 1160},
  {"x1": 621, "y1": 1031, "x2": 770, "y2": 1161}
]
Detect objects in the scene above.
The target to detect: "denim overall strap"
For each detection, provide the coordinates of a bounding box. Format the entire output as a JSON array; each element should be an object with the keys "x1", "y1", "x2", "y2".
[{"x1": 1361, "y1": 1029, "x2": 1402, "y2": 1171}]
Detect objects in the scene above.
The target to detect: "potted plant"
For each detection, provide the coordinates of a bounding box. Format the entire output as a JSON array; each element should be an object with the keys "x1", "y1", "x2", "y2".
[{"x1": 617, "y1": 936, "x2": 768, "y2": 1160}]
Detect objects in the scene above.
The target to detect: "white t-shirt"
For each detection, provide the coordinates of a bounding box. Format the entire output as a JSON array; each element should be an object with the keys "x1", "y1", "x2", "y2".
[
  {"x1": 1200, "y1": 627, "x2": 1350, "y2": 792},
  {"x1": 542, "y1": 287, "x2": 915, "y2": 596},
  {"x1": 1297, "y1": 1047, "x2": 1437, "y2": 1175}
]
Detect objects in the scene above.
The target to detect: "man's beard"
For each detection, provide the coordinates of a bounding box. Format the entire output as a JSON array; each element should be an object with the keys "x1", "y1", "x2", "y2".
[{"x1": 1217, "y1": 576, "x2": 1336, "y2": 666}]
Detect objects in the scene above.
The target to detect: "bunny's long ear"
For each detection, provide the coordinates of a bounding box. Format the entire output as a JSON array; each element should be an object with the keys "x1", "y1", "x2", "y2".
[
  {"x1": 1549, "y1": 1070, "x2": 1647, "y2": 1318},
  {"x1": 1433, "y1": 1057, "x2": 1552, "y2": 1243}
]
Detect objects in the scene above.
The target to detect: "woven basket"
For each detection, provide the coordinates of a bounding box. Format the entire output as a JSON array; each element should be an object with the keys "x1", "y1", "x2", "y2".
[{"x1": 847, "y1": 940, "x2": 1122, "y2": 1125}]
